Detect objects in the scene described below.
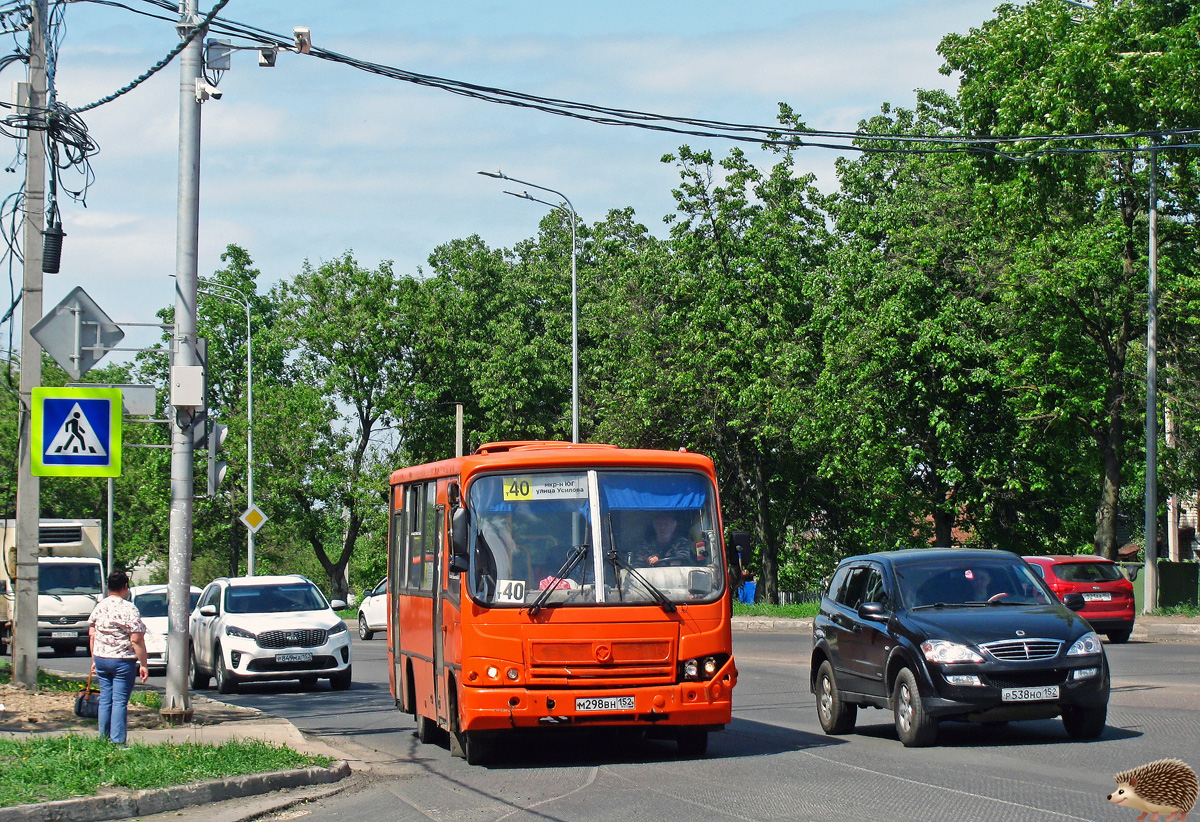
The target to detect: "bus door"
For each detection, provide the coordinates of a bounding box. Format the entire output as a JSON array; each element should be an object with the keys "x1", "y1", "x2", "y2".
[
  {"x1": 439, "y1": 483, "x2": 463, "y2": 727},
  {"x1": 388, "y1": 485, "x2": 405, "y2": 704}
]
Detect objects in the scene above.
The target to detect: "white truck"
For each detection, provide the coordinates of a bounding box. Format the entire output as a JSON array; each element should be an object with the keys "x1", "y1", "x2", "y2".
[{"x1": 1, "y1": 518, "x2": 105, "y2": 656}]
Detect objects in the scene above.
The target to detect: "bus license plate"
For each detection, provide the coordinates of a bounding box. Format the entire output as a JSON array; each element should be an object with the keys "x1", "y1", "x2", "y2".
[
  {"x1": 51, "y1": 631, "x2": 76, "y2": 639},
  {"x1": 1001, "y1": 686, "x2": 1059, "y2": 702},
  {"x1": 1082, "y1": 592, "x2": 1112, "y2": 601},
  {"x1": 276, "y1": 652, "x2": 313, "y2": 663},
  {"x1": 576, "y1": 696, "x2": 635, "y2": 713}
]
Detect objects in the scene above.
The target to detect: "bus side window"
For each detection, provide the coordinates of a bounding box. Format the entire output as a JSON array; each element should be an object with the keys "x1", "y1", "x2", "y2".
[
  {"x1": 421, "y1": 480, "x2": 437, "y2": 592},
  {"x1": 390, "y1": 486, "x2": 406, "y2": 590},
  {"x1": 407, "y1": 484, "x2": 424, "y2": 590}
]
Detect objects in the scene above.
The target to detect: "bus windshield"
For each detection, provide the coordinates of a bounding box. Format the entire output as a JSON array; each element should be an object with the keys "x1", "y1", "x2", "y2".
[{"x1": 467, "y1": 470, "x2": 725, "y2": 608}]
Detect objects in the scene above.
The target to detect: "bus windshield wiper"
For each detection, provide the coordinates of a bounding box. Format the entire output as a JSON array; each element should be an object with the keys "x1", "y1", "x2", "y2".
[
  {"x1": 606, "y1": 550, "x2": 676, "y2": 613},
  {"x1": 528, "y1": 544, "x2": 589, "y2": 616}
]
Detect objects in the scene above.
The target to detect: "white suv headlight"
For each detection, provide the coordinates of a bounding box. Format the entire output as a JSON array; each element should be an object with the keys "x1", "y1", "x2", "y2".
[
  {"x1": 1067, "y1": 631, "x2": 1103, "y2": 656},
  {"x1": 225, "y1": 625, "x2": 256, "y2": 640},
  {"x1": 921, "y1": 639, "x2": 984, "y2": 664},
  {"x1": 328, "y1": 621, "x2": 348, "y2": 635}
]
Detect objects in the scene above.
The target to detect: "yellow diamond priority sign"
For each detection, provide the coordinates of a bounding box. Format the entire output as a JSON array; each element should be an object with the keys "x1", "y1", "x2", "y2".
[{"x1": 240, "y1": 504, "x2": 268, "y2": 534}]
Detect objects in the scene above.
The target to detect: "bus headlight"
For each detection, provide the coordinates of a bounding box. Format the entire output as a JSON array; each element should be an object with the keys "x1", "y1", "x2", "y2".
[{"x1": 680, "y1": 655, "x2": 727, "y2": 681}]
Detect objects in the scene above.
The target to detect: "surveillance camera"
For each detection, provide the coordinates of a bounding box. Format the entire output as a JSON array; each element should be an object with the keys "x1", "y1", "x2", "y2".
[
  {"x1": 293, "y1": 26, "x2": 312, "y2": 54},
  {"x1": 194, "y1": 78, "x2": 223, "y2": 102}
]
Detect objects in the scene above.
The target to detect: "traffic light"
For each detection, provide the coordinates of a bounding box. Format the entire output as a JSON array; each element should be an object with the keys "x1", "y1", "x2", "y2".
[{"x1": 207, "y1": 422, "x2": 229, "y2": 496}]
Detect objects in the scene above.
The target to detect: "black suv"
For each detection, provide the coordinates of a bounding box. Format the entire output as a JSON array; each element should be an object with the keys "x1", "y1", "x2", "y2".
[{"x1": 810, "y1": 549, "x2": 1109, "y2": 747}]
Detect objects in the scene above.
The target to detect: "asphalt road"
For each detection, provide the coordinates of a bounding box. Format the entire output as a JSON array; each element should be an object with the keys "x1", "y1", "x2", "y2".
[{"x1": 45, "y1": 630, "x2": 1200, "y2": 822}]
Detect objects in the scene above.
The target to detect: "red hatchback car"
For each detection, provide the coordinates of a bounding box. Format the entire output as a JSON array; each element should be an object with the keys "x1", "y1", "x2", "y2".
[{"x1": 1023, "y1": 556, "x2": 1135, "y2": 643}]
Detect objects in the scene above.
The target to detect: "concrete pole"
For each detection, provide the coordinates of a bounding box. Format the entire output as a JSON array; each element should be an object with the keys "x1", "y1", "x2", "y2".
[
  {"x1": 455, "y1": 403, "x2": 464, "y2": 458},
  {"x1": 163, "y1": 0, "x2": 203, "y2": 722},
  {"x1": 106, "y1": 477, "x2": 114, "y2": 575},
  {"x1": 1143, "y1": 146, "x2": 1159, "y2": 614},
  {"x1": 12, "y1": 0, "x2": 48, "y2": 691}
]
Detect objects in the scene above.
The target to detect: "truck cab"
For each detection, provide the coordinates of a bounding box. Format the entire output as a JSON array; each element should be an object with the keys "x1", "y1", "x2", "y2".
[{"x1": 2, "y1": 519, "x2": 105, "y2": 656}]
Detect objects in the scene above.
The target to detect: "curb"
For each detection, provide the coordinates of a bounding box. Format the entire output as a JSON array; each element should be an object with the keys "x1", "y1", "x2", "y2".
[{"x1": 0, "y1": 760, "x2": 351, "y2": 822}]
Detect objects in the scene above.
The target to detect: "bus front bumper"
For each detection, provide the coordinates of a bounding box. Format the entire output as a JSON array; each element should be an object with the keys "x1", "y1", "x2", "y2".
[{"x1": 460, "y1": 659, "x2": 737, "y2": 731}]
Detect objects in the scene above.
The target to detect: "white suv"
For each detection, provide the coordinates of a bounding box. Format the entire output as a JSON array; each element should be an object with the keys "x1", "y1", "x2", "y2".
[{"x1": 189, "y1": 575, "x2": 351, "y2": 693}]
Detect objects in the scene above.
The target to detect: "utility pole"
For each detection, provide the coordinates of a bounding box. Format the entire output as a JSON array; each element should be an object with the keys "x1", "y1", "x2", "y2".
[
  {"x1": 1143, "y1": 145, "x2": 1159, "y2": 614},
  {"x1": 163, "y1": 0, "x2": 204, "y2": 722},
  {"x1": 12, "y1": 0, "x2": 49, "y2": 691}
]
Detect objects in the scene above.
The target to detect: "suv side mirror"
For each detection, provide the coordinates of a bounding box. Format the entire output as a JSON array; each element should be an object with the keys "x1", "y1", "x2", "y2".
[
  {"x1": 451, "y1": 507, "x2": 470, "y2": 572},
  {"x1": 858, "y1": 602, "x2": 889, "y2": 621},
  {"x1": 1062, "y1": 592, "x2": 1086, "y2": 612},
  {"x1": 330, "y1": 599, "x2": 347, "y2": 610},
  {"x1": 199, "y1": 604, "x2": 217, "y2": 617}
]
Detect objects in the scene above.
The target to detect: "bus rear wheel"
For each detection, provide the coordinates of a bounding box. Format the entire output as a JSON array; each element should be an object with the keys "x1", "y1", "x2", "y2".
[{"x1": 416, "y1": 714, "x2": 439, "y2": 744}]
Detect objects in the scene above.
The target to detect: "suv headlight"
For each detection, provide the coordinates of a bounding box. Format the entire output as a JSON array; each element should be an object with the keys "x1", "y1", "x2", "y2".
[
  {"x1": 1067, "y1": 631, "x2": 1103, "y2": 656},
  {"x1": 328, "y1": 621, "x2": 348, "y2": 635},
  {"x1": 921, "y1": 639, "x2": 984, "y2": 664},
  {"x1": 225, "y1": 625, "x2": 256, "y2": 640}
]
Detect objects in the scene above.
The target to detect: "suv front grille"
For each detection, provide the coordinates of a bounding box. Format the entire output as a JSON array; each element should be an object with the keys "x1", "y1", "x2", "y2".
[
  {"x1": 981, "y1": 639, "x2": 1062, "y2": 661},
  {"x1": 986, "y1": 670, "x2": 1067, "y2": 689},
  {"x1": 256, "y1": 629, "x2": 327, "y2": 649}
]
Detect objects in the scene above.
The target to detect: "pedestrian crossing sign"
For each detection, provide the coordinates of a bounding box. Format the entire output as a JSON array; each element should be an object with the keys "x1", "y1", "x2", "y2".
[{"x1": 31, "y1": 386, "x2": 122, "y2": 477}]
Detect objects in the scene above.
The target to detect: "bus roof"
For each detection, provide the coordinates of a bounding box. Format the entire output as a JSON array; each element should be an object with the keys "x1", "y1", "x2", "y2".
[{"x1": 388, "y1": 441, "x2": 715, "y2": 486}]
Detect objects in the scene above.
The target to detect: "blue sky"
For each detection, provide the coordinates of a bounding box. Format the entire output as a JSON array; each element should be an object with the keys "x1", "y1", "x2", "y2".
[{"x1": 17, "y1": 0, "x2": 1001, "y2": 358}]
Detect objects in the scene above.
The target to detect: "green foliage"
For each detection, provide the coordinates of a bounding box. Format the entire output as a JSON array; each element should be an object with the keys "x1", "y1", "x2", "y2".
[
  {"x1": 731, "y1": 602, "x2": 820, "y2": 619},
  {"x1": 0, "y1": 735, "x2": 328, "y2": 808}
]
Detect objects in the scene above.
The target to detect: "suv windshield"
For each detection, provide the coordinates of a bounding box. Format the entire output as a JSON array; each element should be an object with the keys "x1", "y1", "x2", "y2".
[
  {"x1": 39, "y1": 563, "x2": 102, "y2": 595},
  {"x1": 224, "y1": 583, "x2": 328, "y2": 614},
  {"x1": 894, "y1": 557, "x2": 1053, "y2": 608},
  {"x1": 468, "y1": 470, "x2": 724, "y2": 608}
]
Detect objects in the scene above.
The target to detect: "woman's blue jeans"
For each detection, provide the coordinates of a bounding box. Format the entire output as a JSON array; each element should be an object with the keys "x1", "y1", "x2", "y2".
[{"x1": 94, "y1": 656, "x2": 137, "y2": 743}]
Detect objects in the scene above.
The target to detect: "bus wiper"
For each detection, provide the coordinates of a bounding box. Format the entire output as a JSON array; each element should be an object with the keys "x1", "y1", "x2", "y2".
[
  {"x1": 528, "y1": 544, "x2": 589, "y2": 616},
  {"x1": 606, "y1": 550, "x2": 676, "y2": 613}
]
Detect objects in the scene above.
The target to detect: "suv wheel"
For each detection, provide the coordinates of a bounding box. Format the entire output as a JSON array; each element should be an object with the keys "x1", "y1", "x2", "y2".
[
  {"x1": 329, "y1": 665, "x2": 352, "y2": 691},
  {"x1": 1107, "y1": 630, "x2": 1131, "y2": 644},
  {"x1": 1062, "y1": 704, "x2": 1106, "y2": 739},
  {"x1": 893, "y1": 667, "x2": 937, "y2": 747},
  {"x1": 215, "y1": 646, "x2": 239, "y2": 694},
  {"x1": 815, "y1": 660, "x2": 857, "y2": 734},
  {"x1": 189, "y1": 646, "x2": 210, "y2": 689},
  {"x1": 358, "y1": 614, "x2": 374, "y2": 640}
]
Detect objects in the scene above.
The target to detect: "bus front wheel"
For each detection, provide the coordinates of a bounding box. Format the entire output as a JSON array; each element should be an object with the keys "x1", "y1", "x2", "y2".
[{"x1": 676, "y1": 727, "x2": 708, "y2": 758}]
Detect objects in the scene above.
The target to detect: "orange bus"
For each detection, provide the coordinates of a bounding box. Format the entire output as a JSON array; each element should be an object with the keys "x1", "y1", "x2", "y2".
[{"x1": 386, "y1": 441, "x2": 747, "y2": 764}]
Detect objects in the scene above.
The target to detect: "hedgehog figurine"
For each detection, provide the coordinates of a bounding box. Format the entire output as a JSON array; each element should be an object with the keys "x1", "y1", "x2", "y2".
[{"x1": 1108, "y1": 759, "x2": 1199, "y2": 822}]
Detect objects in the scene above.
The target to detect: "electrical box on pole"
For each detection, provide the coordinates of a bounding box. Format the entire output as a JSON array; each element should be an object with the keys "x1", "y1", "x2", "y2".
[{"x1": 207, "y1": 422, "x2": 228, "y2": 497}]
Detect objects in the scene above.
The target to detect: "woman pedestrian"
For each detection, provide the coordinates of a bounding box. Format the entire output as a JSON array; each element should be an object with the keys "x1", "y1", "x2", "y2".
[{"x1": 87, "y1": 571, "x2": 149, "y2": 744}]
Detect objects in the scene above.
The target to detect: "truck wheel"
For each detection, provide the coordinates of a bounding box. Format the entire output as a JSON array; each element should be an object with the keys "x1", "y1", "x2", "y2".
[
  {"x1": 893, "y1": 667, "x2": 938, "y2": 747},
  {"x1": 215, "y1": 647, "x2": 239, "y2": 694}
]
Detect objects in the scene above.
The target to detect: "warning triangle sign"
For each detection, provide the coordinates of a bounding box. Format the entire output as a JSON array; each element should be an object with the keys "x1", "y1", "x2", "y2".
[{"x1": 45, "y1": 402, "x2": 108, "y2": 457}]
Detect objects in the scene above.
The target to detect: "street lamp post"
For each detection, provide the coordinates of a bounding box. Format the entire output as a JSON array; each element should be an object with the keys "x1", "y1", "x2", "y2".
[
  {"x1": 478, "y1": 170, "x2": 579, "y2": 444},
  {"x1": 198, "y1": 280, "x2": 256, "y2": 576}
]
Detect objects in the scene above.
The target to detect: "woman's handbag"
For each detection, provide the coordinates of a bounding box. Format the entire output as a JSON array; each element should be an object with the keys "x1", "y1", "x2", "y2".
[{"x1": 74, "y1": 669, "x2": 100, "y2": 719}]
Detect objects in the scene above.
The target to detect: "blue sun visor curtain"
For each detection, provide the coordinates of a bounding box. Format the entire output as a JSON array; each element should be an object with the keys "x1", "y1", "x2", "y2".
[
  {"x1": 597, "y1": 472, "x2": 710, "y2": 513},
  {"x1": 472, "y1": 471, "x2": 710, "y2": 515}
]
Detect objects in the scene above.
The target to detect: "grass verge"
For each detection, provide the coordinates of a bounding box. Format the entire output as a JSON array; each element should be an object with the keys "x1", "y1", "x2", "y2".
[
  {"x1": 0, "y1": 662, "x2": 80, "y2": 691},
  {"x1": 1151, "y1": 603, "x2": 1200, "y2": 618},
  {"x1": 732, "y1": 602, "x2": 819, "y2": 619},
  {"x1": 0, "y1": 734, "x2": 332, "y2": 808}
]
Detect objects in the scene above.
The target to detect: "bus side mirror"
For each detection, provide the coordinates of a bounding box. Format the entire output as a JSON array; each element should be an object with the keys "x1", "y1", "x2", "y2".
[
  {"x1": 728, "y1": 531, "x2": 751, "y2": 566},
  {"x1": 451, "y1": 507, "x2": 469, "y2": 572}
]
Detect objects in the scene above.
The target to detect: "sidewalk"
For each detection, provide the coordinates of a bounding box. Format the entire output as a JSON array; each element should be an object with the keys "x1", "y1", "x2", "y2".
[
  {"x1": 0, "y1": 696, "x2": 361, "y2": 822},
  {"x1": 731, "y1": 613, "x2": 1200, "y2": 639}
]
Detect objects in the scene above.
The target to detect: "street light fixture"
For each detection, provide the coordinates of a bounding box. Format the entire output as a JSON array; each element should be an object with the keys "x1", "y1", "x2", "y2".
[
  {"x1": 478, "y1": 170, "x2": 579, "y2": 443},
  {"x1": 197, "y1": 279, "x2": 257, "y2": 576}
]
